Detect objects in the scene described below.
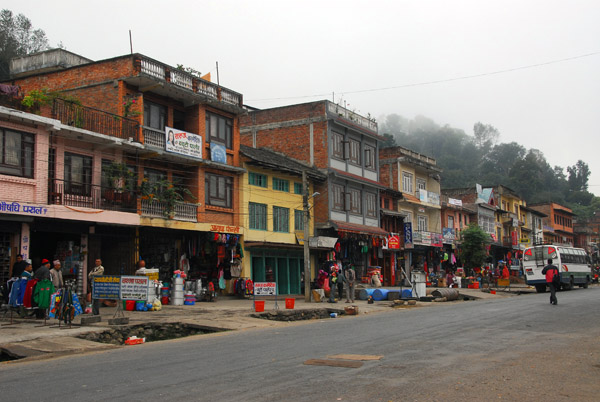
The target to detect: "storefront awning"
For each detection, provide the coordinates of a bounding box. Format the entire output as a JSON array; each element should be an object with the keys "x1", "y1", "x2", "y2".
[{"x1": 330, "y1": 220, "x2": 389, "y2": 237}]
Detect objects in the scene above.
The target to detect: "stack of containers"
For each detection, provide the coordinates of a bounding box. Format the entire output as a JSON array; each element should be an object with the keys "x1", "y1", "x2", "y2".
[
  {"x1": 184, "y1": 292, "x2": 196, "y2": 305},
  {"x1": 170, "y1": 276, "x2": 184, "y2": 306},
  {"x1": 160, "y1": 285, "x2": 170, "y2": 305}
]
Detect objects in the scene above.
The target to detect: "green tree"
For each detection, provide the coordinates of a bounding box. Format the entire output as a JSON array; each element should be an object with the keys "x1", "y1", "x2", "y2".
[
  {"x1": 459, "y1": 224, "x2": 491, "y2": 276},
  {"x1": 380, "y1": 133, "x2": 397, "y2": 148},
  {"x1": 0, "y1": 9, "x2": 49, "y2": 80},
  {"x1": 567, "y1": 160, "x2": 590, "y2": 192}
]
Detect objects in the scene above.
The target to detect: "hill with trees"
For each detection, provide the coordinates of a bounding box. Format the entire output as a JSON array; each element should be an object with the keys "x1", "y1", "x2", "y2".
[{"x1": 378, "y1": 114, "x2": 600, "y2": 221}]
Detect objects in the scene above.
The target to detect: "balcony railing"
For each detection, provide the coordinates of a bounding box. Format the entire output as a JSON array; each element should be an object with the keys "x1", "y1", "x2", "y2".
[
  {"x1": 327, "y1": 102, "x2": 378, "y2": 132},
  {"x1": 52, "y1": 98, "x2": 140, "y2": 142},
  {"x1": 140, "y1": 199, "x2": 198, "y2": 222},
  {"x1": 142, "y1": 126, "x2": 165, "y2": 148},
  {"x1": 138, "y1": 56, "x2": 243, "y2": 107},
  {"x1": 48, "y1": 179, "x2": 137, "y2": 212}
]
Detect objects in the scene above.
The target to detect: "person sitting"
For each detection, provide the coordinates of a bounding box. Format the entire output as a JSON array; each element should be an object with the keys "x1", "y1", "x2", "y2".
[{"x1": 370, "y1": 272, "x2": 382, "y2": 288}]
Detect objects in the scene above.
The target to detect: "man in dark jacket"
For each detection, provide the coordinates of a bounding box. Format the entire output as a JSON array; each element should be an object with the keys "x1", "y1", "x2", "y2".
[
  {"x1": 34, "y1": 259, "x2": 51, "y2": 281},
  {"x1": 542, "y1": 258, "x2": 559, "y2": 305},
  {"x1": 12, "y1": 254, "x2": 28, "y2": 278}
]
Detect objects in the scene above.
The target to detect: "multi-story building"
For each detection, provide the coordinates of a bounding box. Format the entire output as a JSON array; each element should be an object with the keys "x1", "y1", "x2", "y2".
[
  {"x1": 240, "y1": 101, "x2": 388, "y2": 282},
  {"x1": 378, "y1": 187, "x2": 405, "y2": 285},
  {"x1": 519, "y1": 205, "x2": 546, "y2": 246},
  {"x1": 5, "y1": 49, "x2": 246, "y2": 288},
  {"x1": 529, "y1": 202, "x2": 575, "y2": 246},
  {"x1": 491, "y1": 185, "x2": 527, "y2": 251},
  {"x1": 239, "y1": 145, "x2": 325, "y2": 294},
  {"x1": 440, "y1": 194, "x2": 473, "y2": 270},
  {"x1": 379, "y1": 146, "x2": 443, "y2": 277}
]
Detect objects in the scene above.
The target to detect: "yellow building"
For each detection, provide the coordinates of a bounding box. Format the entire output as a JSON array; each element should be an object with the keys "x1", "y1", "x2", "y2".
[
  {"x1": 492, "y1": 185, "x2": 527, "y2": 250},
  {"x1": 239, "y1": 145, "x2": 326, "y2": 295}
]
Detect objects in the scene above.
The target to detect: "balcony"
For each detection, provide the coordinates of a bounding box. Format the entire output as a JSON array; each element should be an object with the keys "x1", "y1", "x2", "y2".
[
  {"x1": 142, "y1": 126, "x2": 165, "y2": 148},
  {"x1": 138, "y1": 56, "x2": 243, "y2": 108},
  {"x1": 48, "y1": 179, "x2": 137, "y2": 213},
  {"x1": 141, "y1": 199, "x2": 198, "y2": 222},
  {"x1": 416, "y1": 189, "x2": 440, "y2": 206},
  {"x1": 327, "y1": 102, "x2": 377, "y2": 132},
  {"x1": 52, "y1": 98, "x2": 140, "y2": 142}
]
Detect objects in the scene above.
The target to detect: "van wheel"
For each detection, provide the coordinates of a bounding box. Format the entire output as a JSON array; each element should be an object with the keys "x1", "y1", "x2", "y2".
[
  {"x1": 563, "y1": 277, "x2": 574, "y2": 291},
  {"x1": 535, "y1": 284, "x2": 546, "y2": 293},
  {"x1": 583, "y1": 278, "x2": 589, "y2": 289}
]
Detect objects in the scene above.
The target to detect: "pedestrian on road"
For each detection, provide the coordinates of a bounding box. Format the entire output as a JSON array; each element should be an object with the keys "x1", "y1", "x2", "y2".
[
  {"x1": 50, "y1": 259, "x2": 64, "y2": 289},
  {"x1": 542, "y1": 258, "x2": 559, "y2": 305},
  {"x1": 344, "y1": 264, "x2": 356, "y2": 303},
  {"x1": 88, "y1": 258, "x2": 105, "y2": 315}
]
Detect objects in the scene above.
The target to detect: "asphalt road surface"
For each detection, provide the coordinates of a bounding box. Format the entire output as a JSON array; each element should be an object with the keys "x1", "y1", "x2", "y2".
[{"x1": 2, "y1": 287, "x2": 600, "y2": 401}]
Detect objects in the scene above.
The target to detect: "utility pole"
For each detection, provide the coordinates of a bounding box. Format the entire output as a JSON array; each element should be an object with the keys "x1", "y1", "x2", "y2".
[{"x1": 303, "y1": 170, "x2": 311, "y2": 302}]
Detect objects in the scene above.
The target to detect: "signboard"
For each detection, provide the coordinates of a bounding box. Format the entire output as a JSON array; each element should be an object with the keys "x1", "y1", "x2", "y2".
[
  {"x1": 210, "y1": 142, "x2": 227, "y2": 164},
  {"x1": 431, "y1": 233, "x2": 443, "y2": 248},
  {"x1": 309, "y1": 236, "x2": 338, "y2": 249},
  {"x1": 120, "y1": 276, "x2": 149, "y2": 301},
  {"x1": 443, "y1": 228, "x2": 456, "y2": 243},
  {"x1": 511, "y1": 230, "x2": 518, "y2": 246},
  {"x1": 387, "y1": 234, "x2": 401, "y2": 250},
  {"x1": 165, "y1": 126, "x2": 203, "y2": 160},
  {"x1": 448, "y1": 198, "x2": 462, "y2": 207},
  {"x1": 92, "y1": 275, "x2": 121, "y2": 299},
  {"x1": 404, "y1": 223, "x2": 413, "y2": 248},
  {"x1": 254, "y1": 282, "x2": 277, "y2": 296}
]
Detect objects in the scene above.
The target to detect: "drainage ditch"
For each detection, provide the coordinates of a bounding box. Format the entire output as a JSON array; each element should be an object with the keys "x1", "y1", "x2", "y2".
[
  {"x1": 77, "y1": 322, "x2": 226, "y2": 345},
  {"x1": 0, "y1": 349, "x2": 22, "y2": 362},
  {"x1": 251, "y1": 308, "x2": 346, "y2": 321}
]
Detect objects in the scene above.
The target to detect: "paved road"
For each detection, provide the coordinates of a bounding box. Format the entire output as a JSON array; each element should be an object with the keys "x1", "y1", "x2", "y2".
[{"x1": 2, "y1": 287, "x2": 599, "y2": 401}]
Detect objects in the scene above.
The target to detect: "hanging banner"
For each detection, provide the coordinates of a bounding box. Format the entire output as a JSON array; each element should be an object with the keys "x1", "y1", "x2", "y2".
[
  {"x1": 404, "y1": 223, "x2": 413, "y2": 248},
  {"x1": 165, "y1": 126, "x2": 203, "y2": 160}
]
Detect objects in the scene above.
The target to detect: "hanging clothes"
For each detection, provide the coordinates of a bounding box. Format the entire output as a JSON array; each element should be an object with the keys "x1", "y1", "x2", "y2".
[{"x1": 33, "y1": 279, "x2": 55, "y2": 309}]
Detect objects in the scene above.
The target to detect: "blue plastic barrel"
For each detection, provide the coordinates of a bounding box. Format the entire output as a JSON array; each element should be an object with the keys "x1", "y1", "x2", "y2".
[
  {"x1": 372, "y1": 288, "x2": 389, "y2": 301},
  {"x1": 401, "y1": 289, "x2": 413, "y2": 298},
  {"x1": 358, "y1": 288, "x2": 375, "y2": 300}
]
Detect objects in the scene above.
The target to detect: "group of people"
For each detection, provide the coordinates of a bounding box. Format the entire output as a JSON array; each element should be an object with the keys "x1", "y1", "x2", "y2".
[{"x1": 316, "y1": 262, "x2": 356, "y2": 303}]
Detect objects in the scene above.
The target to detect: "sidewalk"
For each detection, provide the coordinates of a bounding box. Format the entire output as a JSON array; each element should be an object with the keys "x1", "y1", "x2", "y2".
[{"x1": 0, "y1": 286, "x2": 530, "y2": 361}]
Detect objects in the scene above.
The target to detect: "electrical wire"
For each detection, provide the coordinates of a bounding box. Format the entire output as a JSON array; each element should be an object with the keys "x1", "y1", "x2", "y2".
[{"x1": 247, "y1": 50, "x2": 600, "y2": 103}]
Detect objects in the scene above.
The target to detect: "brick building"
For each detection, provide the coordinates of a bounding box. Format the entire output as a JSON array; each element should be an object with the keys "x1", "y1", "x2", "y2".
[
  {"x1": 240, "y1": 100, "x2": 388, "y2": 283},
  {"x1": 4, "y1": 49, "x2": 246, "y2": 290}
]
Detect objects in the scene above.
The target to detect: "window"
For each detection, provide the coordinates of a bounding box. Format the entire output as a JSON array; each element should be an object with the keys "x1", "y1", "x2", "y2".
[
  {"x1": 332, "y1": 183, "x2": 344, "y2": 211},
  {"x1": 332, "y1": 132, "x2": 344, "y2": 159},
  {"x1": 383, "y1": 198, "x2": 390, "y2": 209},
  {"x1": 349, "y1": 188, "x2": 361, "y2": 214},
  {"x1": 364, "y1": 144, "x2": 375, "y2": 169},
  {"x1": 144, "y1": 101, "x2": 166, "y2": 130},
  {"x1": 206, "y1": 112, "x2": 233, "y2": 149},
  {"x1": 294, "y1": 182, "x2": 303, "y2": 195},
  {"x1": 417, "y1": 215, "x2": 428, "y2": 232},
  {"x1": 272, "y1": 178, "x2": 289, "y2": 192},
  {"x1": 249, "y1": 202, "x2": 267, "y2": 230},
  {"x1": 273, "y1": 206, "x2": 289, "y2": 232},
  {"x1": 65, "y1": 152, "x2": 92, "y2": 196},
  {"x1": 365, "y1": 192, "x2": 377, "y2": 218},
  {"x1": 0, "y1": 129, "x2": 34, "y2": 178},
  {"x1": 448, "y1": 215, "x2": 454, "y2": 229},
  {"x1": 402, "y1": 172, "x2": 413, "y2": 193},
  {"x1": 403, "y1": 211, "x2": 413, "y2": 224},
  {"x1": 102, "y1": 160, "x2": 137, "y2": 190},
  {"x1": 249, "y1": 172, "x2": 267, "y2": 188},
  {"x1": 205, "y1": 173, "x2": 232, "y2": 208},
  {"x1": 349, "y1": 139, "x2": 361, "y2": 165},
  {"x1": 294, "y1": 209, "x2": 305, "y2": 231},
  {"x1": 416, "y1": 178, "x2": 426, "y2": 191}
]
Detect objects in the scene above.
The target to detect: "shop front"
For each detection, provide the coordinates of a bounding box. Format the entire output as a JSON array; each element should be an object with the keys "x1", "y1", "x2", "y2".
[{"x1": 246, "y1": 245, "x2": 303, "y2": 295}]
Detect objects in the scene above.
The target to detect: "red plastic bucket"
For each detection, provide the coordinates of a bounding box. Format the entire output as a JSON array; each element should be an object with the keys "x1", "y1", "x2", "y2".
[
  {"x1": 161, "y1": 296, "x2": 169, "y2": 305},
  {"x1": 254, "y1": 300, "x2": 265, "y2": 312},
  {"x1": 285, "y1": 298, "x2": 295, "y2": 309},
  {"x1": 125, "y1": 300, "x2": 136, "y2": 311}
]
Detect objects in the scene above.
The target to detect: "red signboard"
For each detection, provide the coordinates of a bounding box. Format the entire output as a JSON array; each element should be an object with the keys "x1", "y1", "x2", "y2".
[
  {"x1": 387, "y1": 234, "x2": 400, "y2": 249},
  {"x1": 511, "y1": 231, "x2": 518, "y2": 246}
]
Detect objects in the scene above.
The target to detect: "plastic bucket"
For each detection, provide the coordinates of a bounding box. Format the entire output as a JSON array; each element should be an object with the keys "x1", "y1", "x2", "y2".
[
  {"x1": 161, "y1": 296, "x2": 169, "y2": 305},
  {"x1": 125, "y1": 300, "x2": 136, "y2": 311},
  {"x1": 285, "y1": 298, "x2": 295, "y2": 309},
  {"x1": 358, "y1": 288, "x2": 375, "y2": 300},
  {"x1": 372, "y1": 289, "x2": 389, "y2": 301},
  {"x1": 254, "y1": 300, "x2": 265, "y2": 312}
]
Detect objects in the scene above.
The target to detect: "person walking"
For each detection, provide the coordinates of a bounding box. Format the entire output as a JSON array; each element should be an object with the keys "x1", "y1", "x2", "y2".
[
  {"x1": 337, "y1": 263, "x2": 346, "y2": 301},
  {"x1": 88, "y1": 258, "x2": 105, "y2": 315},
  {"x1": 542, "y1": 258, "x2": 559, "y2": 305},
  {"x1": 344, "y1": 264, "x2": 356, "y2": 303},
  {"x1": 50, "y1": 260, "x2": 64, "y2": 289}
]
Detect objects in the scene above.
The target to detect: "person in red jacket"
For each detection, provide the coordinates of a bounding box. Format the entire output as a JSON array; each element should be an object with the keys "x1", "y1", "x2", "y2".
[{"x1": 542, "y1": 258, "x2": 559, "y2": 305}]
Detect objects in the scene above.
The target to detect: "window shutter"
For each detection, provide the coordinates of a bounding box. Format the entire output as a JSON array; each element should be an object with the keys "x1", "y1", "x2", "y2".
[{"x1": 344, "y1": 192, "x2": 351, "y2": 211}]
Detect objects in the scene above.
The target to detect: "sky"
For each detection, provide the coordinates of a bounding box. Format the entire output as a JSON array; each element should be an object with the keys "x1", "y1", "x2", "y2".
[{"x1": 5, "y1": 0, "x2": 600, "y2": 195}]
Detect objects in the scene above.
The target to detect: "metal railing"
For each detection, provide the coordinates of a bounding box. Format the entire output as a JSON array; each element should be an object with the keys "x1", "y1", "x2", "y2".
[
  {"x1": 138, "y1": 56, "x2": 243, "y2": 107},
  {"x1": 140, "y1": 199, "x2": 198, "y2": 222},
  {"x1": 327, "y1": 102, "x2": 378, "y2": 132},
  {"x1": 52, "y1": 98, "x2": 140, "y2": 142},
  {"x1": 48, "y1": 179, "x2": 137, "y2": 212}
]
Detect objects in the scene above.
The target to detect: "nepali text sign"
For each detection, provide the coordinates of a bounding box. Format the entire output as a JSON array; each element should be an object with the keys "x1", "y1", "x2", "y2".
[
  {"x1": 165, "y1": 126, "x2": 203, "y2": 160},
  {"x1": 120, "y1": 276, "x2": 149, "y2": 301},
  {"x1": 210, "y1": 142, "x2": 227, "y2": 164},
  {"x1": 404, "y1": 222, "x2": 413, "y2": 248},
  {"x1": 0, "y1": 201, "x2": 48, "y2": 216},
  {"x1": 92, "y1": 275, "x2": 121, "y2": 299},
  {"x1": 387, "y1": 234, "x2": 401, "y2": 249},
  {"x1": 254, "y1": 282, "x2": 277, "y2": 296}
]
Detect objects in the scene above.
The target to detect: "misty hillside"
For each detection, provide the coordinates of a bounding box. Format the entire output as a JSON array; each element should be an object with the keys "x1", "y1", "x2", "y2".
[{"x1": 378, "y1": 114, "x2": 600, "y2": 221}]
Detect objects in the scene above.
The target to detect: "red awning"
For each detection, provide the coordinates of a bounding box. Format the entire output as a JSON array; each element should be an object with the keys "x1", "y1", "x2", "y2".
[{"x1": 330, "y1": 220, "x2": 389, "y2": 237}]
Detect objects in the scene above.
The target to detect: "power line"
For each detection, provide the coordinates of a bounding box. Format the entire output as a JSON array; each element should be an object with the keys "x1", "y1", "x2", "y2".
[{"x1": 247, "y1": 50, "x2": 600, "y2": 103}]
